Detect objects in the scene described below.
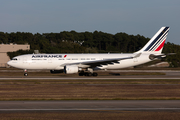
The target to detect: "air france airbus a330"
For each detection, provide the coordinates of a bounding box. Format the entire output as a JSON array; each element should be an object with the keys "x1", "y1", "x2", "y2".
[{"x1": 7, "y1": 27, "x2": 170, "y2": 76}]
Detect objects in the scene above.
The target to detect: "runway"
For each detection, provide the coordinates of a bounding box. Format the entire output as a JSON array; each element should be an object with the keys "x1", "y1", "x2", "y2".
[
  {"x1": 0, "y1": 100, "x2": 180, "y2": 111},
  {"x1": 0, "y1": 76, "x2": 180, "y2": 80},
  {"x1": 0, "y1": 69, "x2": 180, "y2": 80}
]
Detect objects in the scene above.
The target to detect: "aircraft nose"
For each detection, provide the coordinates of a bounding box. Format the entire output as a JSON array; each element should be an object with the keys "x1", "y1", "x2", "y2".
[{"x1": 7, "y1": 60, "x2": 12, "y2": 66}]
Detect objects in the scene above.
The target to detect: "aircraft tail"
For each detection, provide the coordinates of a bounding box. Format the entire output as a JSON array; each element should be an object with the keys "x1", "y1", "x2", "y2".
[{"x1": 136, "y1": 27, "x2": 170, "y2": 54}]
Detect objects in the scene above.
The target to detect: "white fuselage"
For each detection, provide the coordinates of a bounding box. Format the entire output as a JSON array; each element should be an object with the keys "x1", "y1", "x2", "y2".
[{"x1": 7, "y1": 53, "x2": 151, "y2": 70}]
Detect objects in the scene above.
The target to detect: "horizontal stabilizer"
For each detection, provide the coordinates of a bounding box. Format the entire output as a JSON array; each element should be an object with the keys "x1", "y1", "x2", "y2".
[{"x1": 149, "y1": 53, "x2": 176, "y2": 60}]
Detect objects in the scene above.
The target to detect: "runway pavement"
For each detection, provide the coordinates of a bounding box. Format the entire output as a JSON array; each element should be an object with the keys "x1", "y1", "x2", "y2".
[
  {"x1": 0, "y1": 100, "x2": 180, "y2": 111},
  {"x1": 0, "y1": 76, "x2": 180, "y2": 80},
  {"x1": 0, "y1": 69, "x2": 180, "y2": 80}
]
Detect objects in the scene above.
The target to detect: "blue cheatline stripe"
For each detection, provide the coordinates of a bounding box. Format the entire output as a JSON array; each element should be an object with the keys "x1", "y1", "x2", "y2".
[
  {"x1": 149, "y1": 30, "x2": 169, "y2": 51},
  {"x1": 144, "y1": 27, "x2": 169, "y2": 51}
]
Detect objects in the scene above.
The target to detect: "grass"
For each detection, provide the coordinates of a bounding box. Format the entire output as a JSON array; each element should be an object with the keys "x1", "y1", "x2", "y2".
[
  {"x1": 1, "y1": 80, "x2": 180, "y2": 100},
  {"x1": 1, "y1": 79, "x2": 180, "y2": 85},
  {"x1": 0, "y1": 111, "x2": 180, "y2": 120}
]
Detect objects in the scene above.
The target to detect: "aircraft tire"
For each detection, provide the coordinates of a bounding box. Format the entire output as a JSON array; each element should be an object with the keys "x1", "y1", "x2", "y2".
[
  {"x1": 24, "y1": 73, "x2": 28, "y2": 76},
  {"x1": 79, "y1": 73, "x2": 84, "y2": 76},
  {"x1": 88, "y1": 73, "x2": 92, "y2": 76},
  {"x1": 84, "y1": 72, "x2": 89, "y2": 76},
  {"x1": 92, "y1": 72, "x2": 98, "y2": 76}
]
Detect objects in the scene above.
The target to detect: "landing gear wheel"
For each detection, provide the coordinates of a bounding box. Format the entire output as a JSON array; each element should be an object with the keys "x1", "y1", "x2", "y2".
[
  {"x1": 85, "y1": 72, "x2": 92, "y2": 76},
  {"x1": 79, "y1": 72, "x2": 84, "y2": 76},
  {"x1": 78, "y1": 71, "x2": 97, "y2": 77},
  {"x1": 92, "y1": 72, "x2": 98, "y2": 76},
  {"x1": 88, "y1": 73, "x2": 92, "y2": 76},
  {"x1": 84, "y1": 72, "x2": 89, "y2": 76},
  {"x1": 24, "y1": 73, "x2": 28, "y2": 76}
]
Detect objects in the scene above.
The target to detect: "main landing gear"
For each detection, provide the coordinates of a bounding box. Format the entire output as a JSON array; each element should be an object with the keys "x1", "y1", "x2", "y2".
[
  {"x1": 24, "y1": 69, "x2": 28, "y2": 76},
  {"x1": 78, "y1": 71, "x2": 98, "y2": 76}
]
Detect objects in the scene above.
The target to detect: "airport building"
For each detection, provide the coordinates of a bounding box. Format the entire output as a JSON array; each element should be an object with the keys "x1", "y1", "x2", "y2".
[{"x1": 0, "y1": 43, "x2": 30, "y2": 67}]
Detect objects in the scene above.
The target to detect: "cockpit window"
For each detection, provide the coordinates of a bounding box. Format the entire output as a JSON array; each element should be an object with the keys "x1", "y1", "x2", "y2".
[{"x1": 12, "y1": 58, "x2": 18, "y2": 60}]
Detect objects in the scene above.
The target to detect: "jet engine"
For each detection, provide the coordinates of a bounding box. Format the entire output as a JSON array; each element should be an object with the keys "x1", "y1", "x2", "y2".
[{"x1": 64, "y1": 65, "x2": 79, "y2": 74}]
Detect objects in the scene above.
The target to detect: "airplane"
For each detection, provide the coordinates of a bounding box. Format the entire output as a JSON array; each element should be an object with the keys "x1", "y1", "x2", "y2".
[{"x1": 7, "y1": 27, "x2": 170, "y2": 76}]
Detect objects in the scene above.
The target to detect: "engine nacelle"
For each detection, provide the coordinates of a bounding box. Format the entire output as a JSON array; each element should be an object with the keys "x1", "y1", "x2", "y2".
[{"x1": 64, "y1": 65, "x2": 78, "y2": 74}]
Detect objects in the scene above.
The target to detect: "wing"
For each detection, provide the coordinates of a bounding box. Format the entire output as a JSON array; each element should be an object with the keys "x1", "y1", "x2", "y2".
[
  {"x1": 61, "y1": 53, "x2": 141, "y2": 68},
  {"x1": 78, "y1": 56, "x2": 133, "y2": 68}
]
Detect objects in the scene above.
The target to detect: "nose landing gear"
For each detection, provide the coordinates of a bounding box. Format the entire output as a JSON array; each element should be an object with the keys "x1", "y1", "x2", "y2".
[{"x1": 24, "y1": 69, "x2": 28, "y2": 76}]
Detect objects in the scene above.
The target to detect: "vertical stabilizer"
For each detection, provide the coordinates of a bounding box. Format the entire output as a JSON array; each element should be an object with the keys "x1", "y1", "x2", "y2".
[{"x1": 136, "y1": 27, "x2": 170, "y2": 53}]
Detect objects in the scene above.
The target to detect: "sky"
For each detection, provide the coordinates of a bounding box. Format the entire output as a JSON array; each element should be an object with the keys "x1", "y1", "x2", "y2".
[{"x1": 0, "y1": 0, "x2": 180, "y2": 45}]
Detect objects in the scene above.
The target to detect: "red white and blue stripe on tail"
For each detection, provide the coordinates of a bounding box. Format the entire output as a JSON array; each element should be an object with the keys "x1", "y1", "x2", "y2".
[{"x1": 137, "y1": 27, "x2": 170, "y2": 53}]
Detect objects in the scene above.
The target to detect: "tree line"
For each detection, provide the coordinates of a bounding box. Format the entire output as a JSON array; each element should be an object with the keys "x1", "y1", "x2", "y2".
[{"x1": 0, "y1": 31, "x2": 179, "y2": 67}]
